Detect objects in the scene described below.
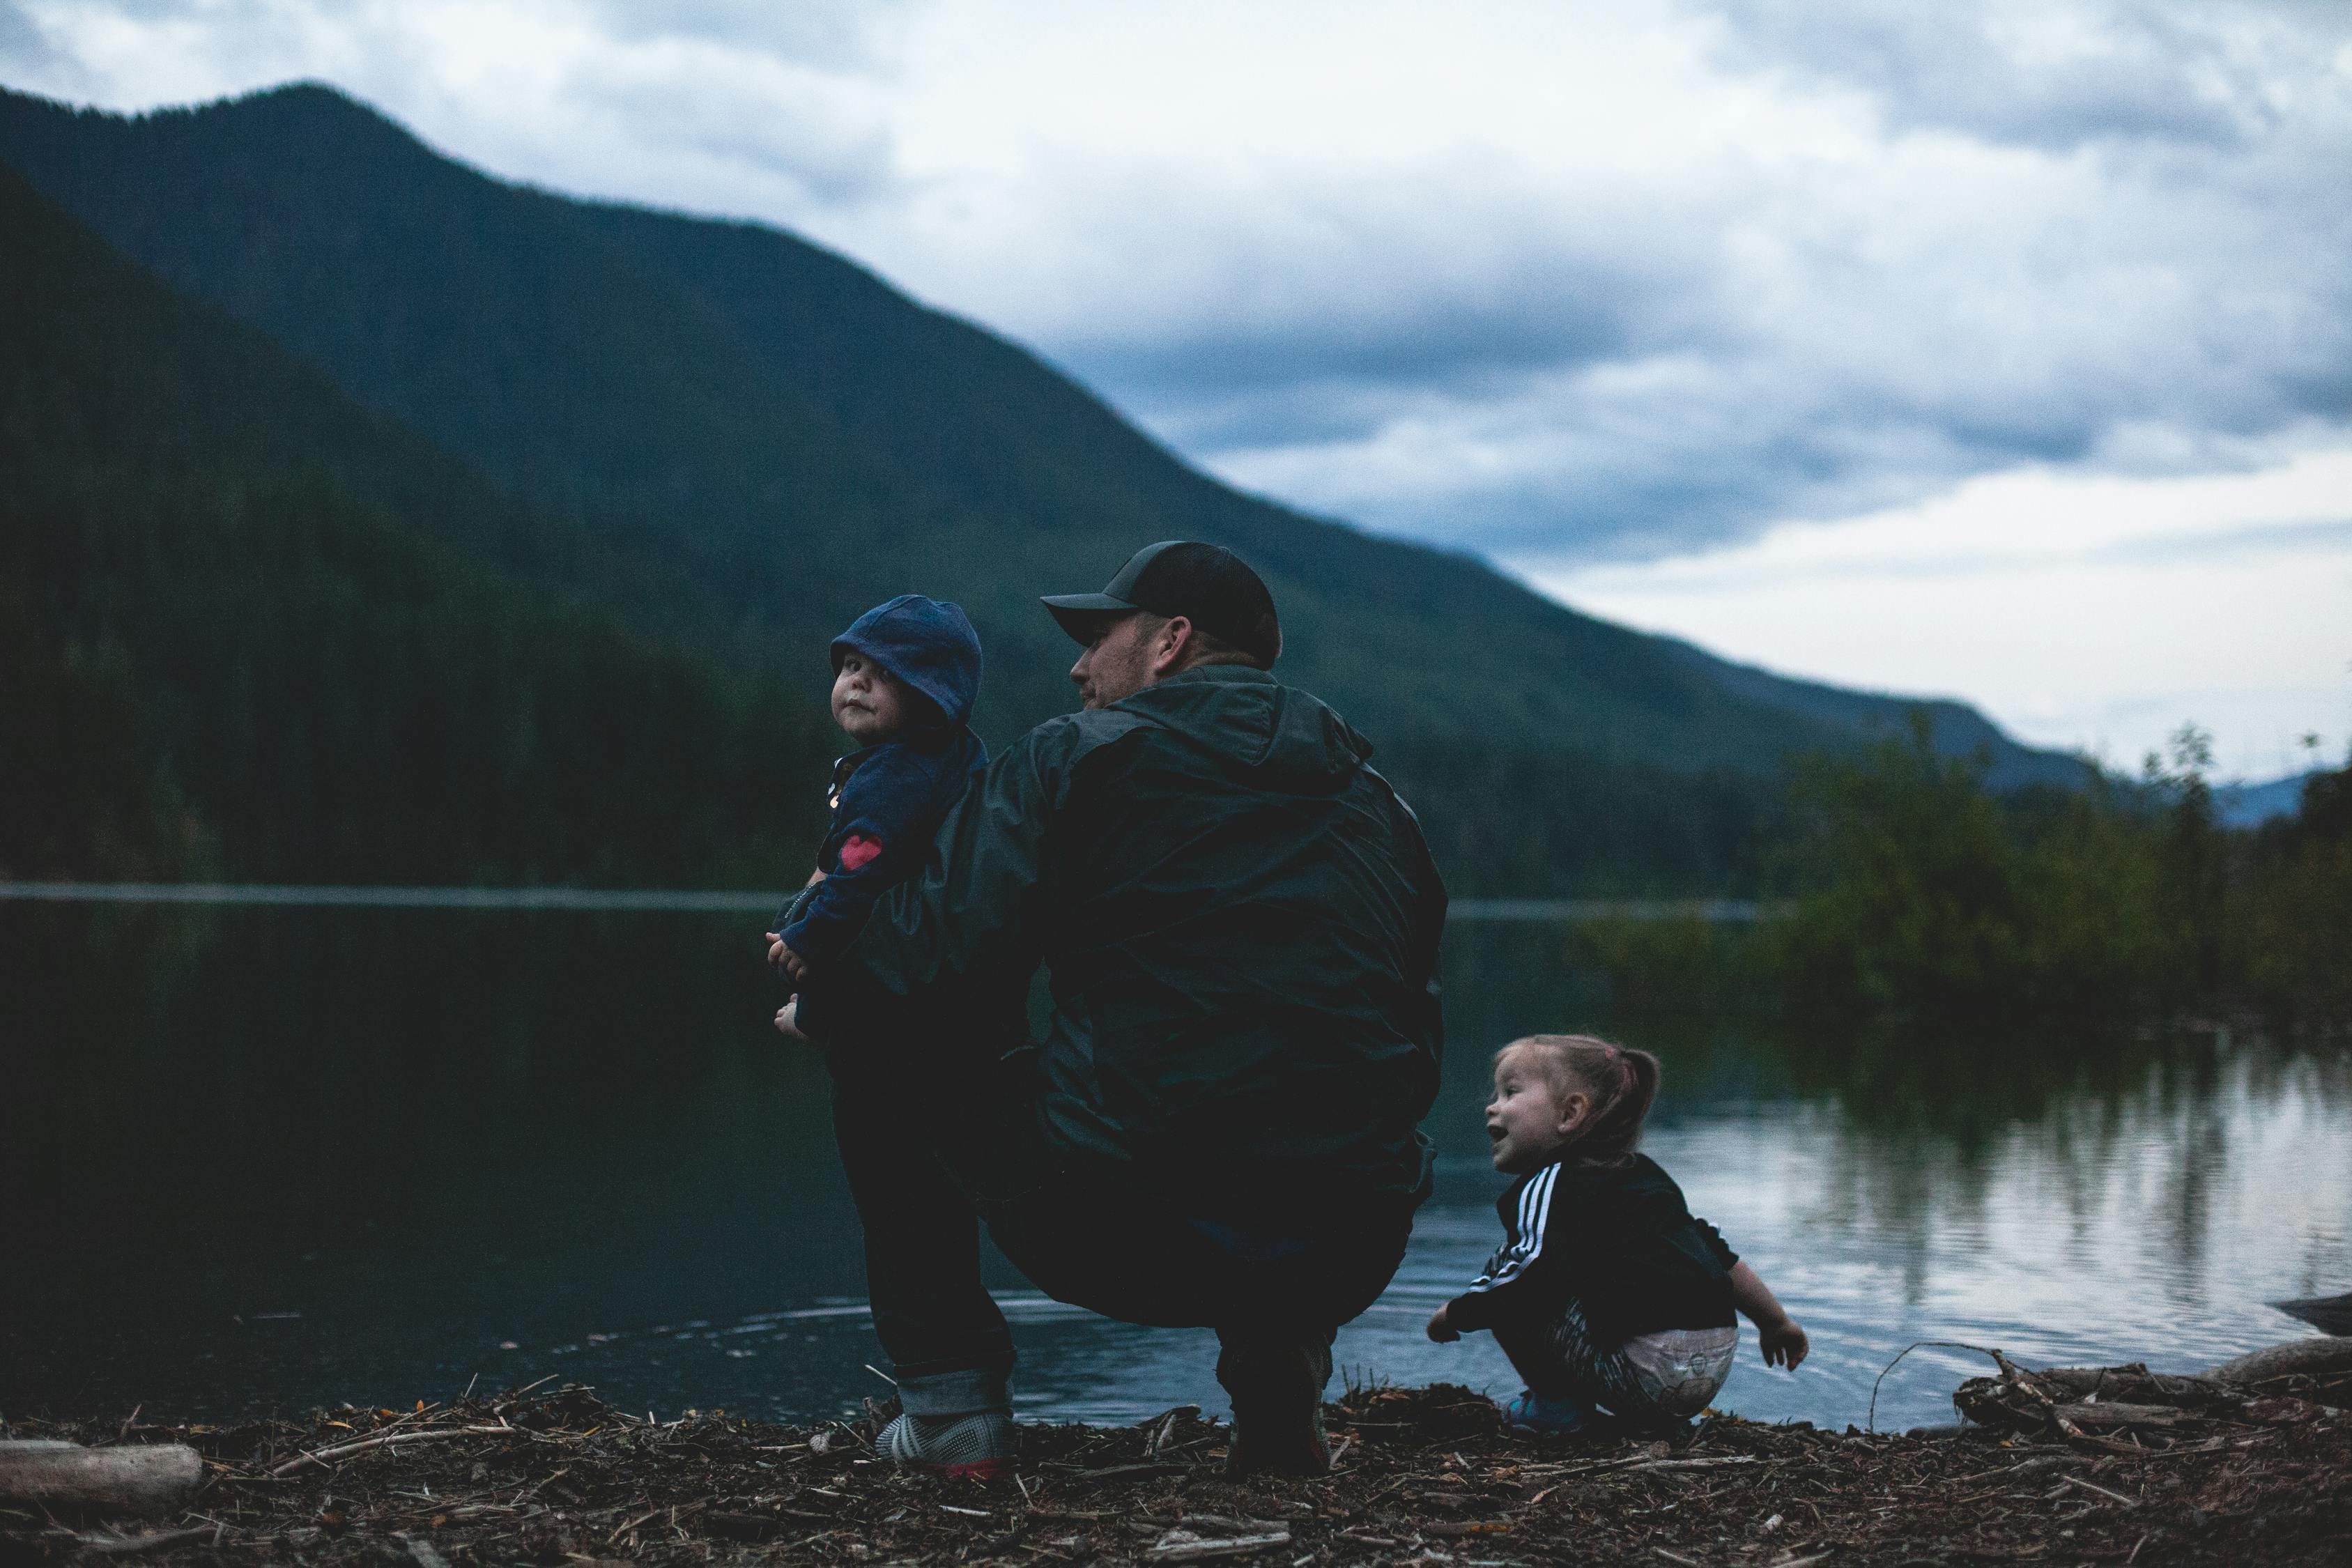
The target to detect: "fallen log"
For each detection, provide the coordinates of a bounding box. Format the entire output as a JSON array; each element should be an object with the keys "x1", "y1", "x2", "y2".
[
  {"x1": 0, "y1": 1440, "x2": 203, "y2": 1518},
  {"x1": 2203, "y1": 1338, "x2": 2352, "y2": 1385}
]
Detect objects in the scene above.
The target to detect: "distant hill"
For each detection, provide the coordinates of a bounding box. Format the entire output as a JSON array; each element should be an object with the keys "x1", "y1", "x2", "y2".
[
  {"x1": 0, "y1": 81, "x2": 2091, "y2": 893},
  {"x1": 0, "y1": 160, "x2": 833, "y2": 884},
  {"x1": 2216, "y1": 771, "x2": 2318, "y2": 829}
]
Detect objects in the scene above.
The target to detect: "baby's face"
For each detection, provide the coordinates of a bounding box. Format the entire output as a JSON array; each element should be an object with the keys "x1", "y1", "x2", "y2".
[
  {"x1": 833, "y1": 653, "x2": 914, "y2": 746},
  {"x1": 1485, "y1": 1045, "x2": 1584, "y2": 1175}
]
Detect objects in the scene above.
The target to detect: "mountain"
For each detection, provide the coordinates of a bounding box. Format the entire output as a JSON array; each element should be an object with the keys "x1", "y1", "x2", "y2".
[
  {"x1": 0, "y1": 160, "x2": 833, "y2": 884},
  {"x1": 0, "y1": 81, "x2": 2089, "y2": 893},
  {"x1": 2216, "y1": 771, "x2": 2318, "y2": 830}
]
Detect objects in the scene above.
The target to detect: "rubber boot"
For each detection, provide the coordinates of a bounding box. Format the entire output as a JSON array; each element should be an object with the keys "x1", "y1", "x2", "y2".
[
  {"x1": 877, "y1": 1367, "x2": 1015, "y2": 1479},
  {"x1": 1217, "y1": 1330, "x2": 1333, "y2": 1476}
]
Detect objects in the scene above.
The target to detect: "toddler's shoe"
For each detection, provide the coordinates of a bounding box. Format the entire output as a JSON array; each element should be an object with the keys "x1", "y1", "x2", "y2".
[
  {"x1": 1643, "y1": 1413, "x2": 1702, "y2": 1450},
  {"x1": 877, "y1": 1367, "x2": 1015, "y2": 1479},
  {"x1": 1503, "y1": 1390, "x2": 1609, "y2": 1438}
]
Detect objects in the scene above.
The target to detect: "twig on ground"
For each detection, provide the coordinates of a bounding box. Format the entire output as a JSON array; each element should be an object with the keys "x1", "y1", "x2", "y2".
[
  {"x1": 270, "y1": 1427, "x2": 521, "y2": 1477},
  {"x1": 1868, "y1": 1341, "x2": 2002, "y2": 1433}
]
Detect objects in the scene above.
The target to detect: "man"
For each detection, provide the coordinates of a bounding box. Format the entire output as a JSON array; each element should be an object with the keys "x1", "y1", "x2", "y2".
[{"x1": 781, "y1": 540, "x2": 1447, "y2": 1476}]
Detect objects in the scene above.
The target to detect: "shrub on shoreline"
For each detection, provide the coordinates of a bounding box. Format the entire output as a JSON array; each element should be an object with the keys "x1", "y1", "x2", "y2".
[{"x1": 1573, "y1": 714, "x2": 2351, "y2": 1030}]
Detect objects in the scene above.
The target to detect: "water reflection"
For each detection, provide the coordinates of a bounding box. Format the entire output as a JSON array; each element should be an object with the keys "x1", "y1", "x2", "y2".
[{"x1": 2, "y1": 907, "x2": 2344, "y2": 1434}]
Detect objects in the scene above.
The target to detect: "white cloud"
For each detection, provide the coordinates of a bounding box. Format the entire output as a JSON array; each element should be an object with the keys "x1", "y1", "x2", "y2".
[
  {"x1": 1527, "y1": 445, "x2": 2352, "y2": 777},
  {"x1": 4, "y1": 0, "x2": 2348, "y2": 764},
  {"x1": 13, "y1": 2, "x2": 2346, "y2": 556}
]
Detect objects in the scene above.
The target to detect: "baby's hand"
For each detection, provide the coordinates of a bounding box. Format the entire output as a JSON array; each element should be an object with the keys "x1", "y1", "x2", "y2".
[
  {"x1": 764, "y1": 932, "x2": 811, "y2": 985},
  {"x1": 774, "y1": 999, "x2": 805, "y2": 1039},
  {"x1": 1759, "y1": 1316, "x2": 1809, "y2": 1371},
  {"x1": 1424, "y1": 1304, "x2": 1459, "y2": 1344}
]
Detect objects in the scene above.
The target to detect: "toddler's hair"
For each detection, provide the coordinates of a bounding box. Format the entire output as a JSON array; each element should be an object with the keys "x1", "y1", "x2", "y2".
[{"x1": 1498, "y1": 1033, "x2": 1661, "y2": 1167}]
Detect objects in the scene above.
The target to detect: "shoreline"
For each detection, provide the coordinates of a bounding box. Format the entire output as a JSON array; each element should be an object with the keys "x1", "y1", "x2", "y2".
[{"x1": 4, "y1": 1351, "x2": 2346, "y2": 1567}]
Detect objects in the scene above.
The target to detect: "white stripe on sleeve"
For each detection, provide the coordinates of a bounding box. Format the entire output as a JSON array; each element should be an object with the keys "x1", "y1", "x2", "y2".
[{"x1": 1463, "y1": 1164, "x2": 1558, "y2": 1294}]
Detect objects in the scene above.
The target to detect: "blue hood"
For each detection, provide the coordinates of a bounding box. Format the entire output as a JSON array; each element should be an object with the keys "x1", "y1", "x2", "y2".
[{"x1": 831, "y1": 595, "x2": 983, "y2": 730}]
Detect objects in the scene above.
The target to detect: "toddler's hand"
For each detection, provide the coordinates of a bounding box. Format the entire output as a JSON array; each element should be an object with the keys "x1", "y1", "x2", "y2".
[
  {"x1": 1759, "y1": 1316, "x2": 1808, "y2": 1371},
  {"x1": 774, "y1": 999, "x2": 806, "y2": 1039},
  {"x1": 764, "y1": 932, "x2": 810, "y2": 985},
  {"x1": 1424, "y1": 1304, "x2": 1459, "y2": 1343}
]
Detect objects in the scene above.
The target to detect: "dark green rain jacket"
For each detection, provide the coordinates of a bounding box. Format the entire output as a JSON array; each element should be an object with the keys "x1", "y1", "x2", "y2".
[{"x1": 806, "y1": 663, "x2": 1447, "y2": 1231}]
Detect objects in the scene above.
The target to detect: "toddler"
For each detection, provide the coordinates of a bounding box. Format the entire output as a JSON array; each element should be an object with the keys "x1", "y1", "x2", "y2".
[
  {"x1": 1426, "y1": 1033, "x2": 1808, "y2": 1438},
  {"x1": 765, "y1": 594, "x2": 985, "y2": 1027}
]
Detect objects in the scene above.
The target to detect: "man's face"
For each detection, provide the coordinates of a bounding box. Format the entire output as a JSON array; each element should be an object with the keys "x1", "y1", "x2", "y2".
[{"x1": 1069, "y1": 613, "x2": 1158, "y2": 710}]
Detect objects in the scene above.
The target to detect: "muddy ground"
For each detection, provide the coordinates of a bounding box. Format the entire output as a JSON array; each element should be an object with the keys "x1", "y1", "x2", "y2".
[{"x1": 5, "y1": 1372, "x2": 2346, "y2": 1568}]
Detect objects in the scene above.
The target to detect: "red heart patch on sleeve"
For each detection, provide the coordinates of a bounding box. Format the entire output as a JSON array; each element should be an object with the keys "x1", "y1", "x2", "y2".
[{"x1": 837, "y1": 833, "x2": 884, "y2": 871}]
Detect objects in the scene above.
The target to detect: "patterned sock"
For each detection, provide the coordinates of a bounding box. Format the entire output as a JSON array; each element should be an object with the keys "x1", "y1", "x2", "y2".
[{"x1": 878, "y1": 1367, "x2": 1015, "y2": 1479}]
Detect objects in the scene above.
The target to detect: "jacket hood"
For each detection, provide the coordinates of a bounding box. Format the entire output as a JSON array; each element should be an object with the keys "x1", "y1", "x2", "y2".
[
  {"x1": 1115, "y1": 664, "x2": 1371, "y2": 792},
  {"x1": 831, "y1": 595, "x2": 983, "y2": 729}
]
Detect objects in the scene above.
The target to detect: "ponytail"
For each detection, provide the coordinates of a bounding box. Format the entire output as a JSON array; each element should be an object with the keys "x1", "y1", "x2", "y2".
[{"x1": 1504, "y1": 1033, "x2": 1661, "y2": 1167}]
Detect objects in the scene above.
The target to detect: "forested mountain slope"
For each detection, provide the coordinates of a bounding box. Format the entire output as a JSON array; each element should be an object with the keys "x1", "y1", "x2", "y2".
[
  {"x1": 0, "y1": 163, "x2": 833, "y2": 883},
  {"x1": 0, "y1": 81, "x2": 2087, "y2": 892}
]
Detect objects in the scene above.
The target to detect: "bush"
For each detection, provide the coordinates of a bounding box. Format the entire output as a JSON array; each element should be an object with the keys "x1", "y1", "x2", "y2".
[
  {"x1": 1759, "y1": 716, "x2": 2191, "y2": 1022},
  {"x1": 2236, "y1": 762, "x2": 2352, "y2": 1024}
]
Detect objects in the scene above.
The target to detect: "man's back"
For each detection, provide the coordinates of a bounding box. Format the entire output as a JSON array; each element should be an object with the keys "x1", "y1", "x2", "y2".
[{"x1": 1035, "y1": 665, "x2": 1446, "y2": 1227}]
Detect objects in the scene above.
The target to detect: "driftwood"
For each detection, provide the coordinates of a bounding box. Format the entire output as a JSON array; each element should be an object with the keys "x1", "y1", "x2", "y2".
[
  {"x1": 2204, "y1": 1337, "x2": 2352, "y2": 1385},
  {"x1": 2024, "y1": 1365, "x2": 2229, "y2": 1403},
  {"x1": 266, "y1": 1422, "x2": 525, "y2": 1476},
  {"x1": 75, "y1": 1523, "x2": 224, "y2": 1555},
  {"x1": 0, "y1": 1440, "x2": 203, "y2": 1517},
  {"x1": 1147, "y1": 1528, "x2": 1293, "y2": 1561},
  {"x1": 1955, "y1": 1339, "x2": 2352, "y2": 1442},
  {"x1": 2053, "y1": 1401, "x2": 2195, "y2": 1429}
]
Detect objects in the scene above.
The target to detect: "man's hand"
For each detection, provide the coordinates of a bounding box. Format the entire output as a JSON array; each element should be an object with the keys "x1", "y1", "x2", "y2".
[
  {"x1": 774, "y1": 999, "x2": 806, "y2": 1039},
  {"x1": 1424, "y1": 1303, "x2": 1459, "y2": 1343},
  {"x1": 764, "y1": 932, "x2": 810, "y2": 985},
  {"x1": 1758, "y1": 1316, "x2": 1809, "y2": 1371}
]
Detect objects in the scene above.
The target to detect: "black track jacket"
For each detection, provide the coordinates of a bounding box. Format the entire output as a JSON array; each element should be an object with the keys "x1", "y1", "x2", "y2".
[
  {"x1": 801, "y1": 663, "x2": 1447, "y2": 1230},
  {"x1": 1445, "y1": 1154, "x2": 1739, "y2": 1348}
]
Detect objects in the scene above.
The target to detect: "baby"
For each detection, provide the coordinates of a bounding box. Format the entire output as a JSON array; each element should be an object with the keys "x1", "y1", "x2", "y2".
[
  {"x1": 765, "y1": 594, "x2": 985, "y2": 1029},
  {"x1": 1426, "y1": 1033, "x2": 1809, "y2": 1439}
]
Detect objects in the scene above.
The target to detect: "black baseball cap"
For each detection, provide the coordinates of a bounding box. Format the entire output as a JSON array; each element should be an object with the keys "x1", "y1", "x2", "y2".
[{"x1": 1041, "y1": 541, "x2": 1283, "y2": 668}]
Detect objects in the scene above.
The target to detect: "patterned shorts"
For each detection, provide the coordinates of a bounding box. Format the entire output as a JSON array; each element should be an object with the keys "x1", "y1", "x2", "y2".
[{"x1": 1493, "y1": 1299, "x2": 1737, "y2": 1427}]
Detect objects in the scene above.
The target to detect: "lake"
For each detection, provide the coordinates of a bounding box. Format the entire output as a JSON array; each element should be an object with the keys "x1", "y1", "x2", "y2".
[{"x1": 4, "y1": 906, "x2": 2346, "y2": 1434}]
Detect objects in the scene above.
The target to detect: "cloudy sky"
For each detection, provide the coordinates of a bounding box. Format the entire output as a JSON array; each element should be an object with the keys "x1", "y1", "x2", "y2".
[{"x1": 8, "y1": 0, "x2": 2347, "y2": 778}]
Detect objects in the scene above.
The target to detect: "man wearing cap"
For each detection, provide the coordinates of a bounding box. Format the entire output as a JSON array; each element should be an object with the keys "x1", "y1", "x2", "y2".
[{"x1": 786, "y1": 541, "x2": 1446, "y2": 1477}]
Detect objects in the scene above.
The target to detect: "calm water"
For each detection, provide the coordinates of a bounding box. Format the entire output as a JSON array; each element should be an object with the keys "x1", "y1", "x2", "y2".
[{"x1": 3, "y1": 907, "x2": 2346, "y2": 1433}]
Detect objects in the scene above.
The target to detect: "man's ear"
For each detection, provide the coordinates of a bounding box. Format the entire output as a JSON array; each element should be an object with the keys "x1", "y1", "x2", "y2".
[{"x1": 1153, "y1": 615, "x2": 1197, "y2": 675}]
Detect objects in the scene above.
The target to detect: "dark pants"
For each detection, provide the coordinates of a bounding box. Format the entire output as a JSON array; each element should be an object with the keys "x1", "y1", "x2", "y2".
[
  {"x1": 1491, "y1": 1298, "x2": 1654, "y2": 1411},
  {"x1": 826, "y1": 1045, "x2": 1410, "y2": 1388}
]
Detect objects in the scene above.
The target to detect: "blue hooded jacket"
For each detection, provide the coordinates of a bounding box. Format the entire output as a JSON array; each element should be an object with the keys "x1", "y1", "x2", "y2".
[{"x1": 776, "y1": 596, "x2": 987, "y2": 969}]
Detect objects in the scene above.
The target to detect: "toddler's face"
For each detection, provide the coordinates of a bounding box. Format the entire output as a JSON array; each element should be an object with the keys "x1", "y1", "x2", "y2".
[
  {"x1": 833, "y1": 652, "x2": 914, "y2": 745},
  {"x1": 1485, "y1": 1045, "x2": 1586, "y2": 1174}
]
